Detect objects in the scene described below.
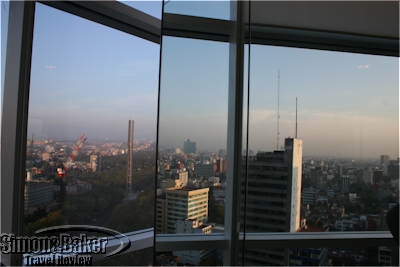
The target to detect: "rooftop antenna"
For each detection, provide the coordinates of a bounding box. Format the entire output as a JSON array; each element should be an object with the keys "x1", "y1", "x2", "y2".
[
  {"x1": 276, "y1": 70, "x2": 280, "y2": 150},
  {"x1": 295, "y1": 97, "x2": 298, "y2": 138}
]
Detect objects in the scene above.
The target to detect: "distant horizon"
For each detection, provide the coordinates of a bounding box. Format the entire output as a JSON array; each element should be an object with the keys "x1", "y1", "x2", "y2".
[
  {"x1": 26, "y1": 135, "x2": 398, "y2": 161},
  {"x1": 22, "y1": 3, "x2": 399, "y2": 161}
]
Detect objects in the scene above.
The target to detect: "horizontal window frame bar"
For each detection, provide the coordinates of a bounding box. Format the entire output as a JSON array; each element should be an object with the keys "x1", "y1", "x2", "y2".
[
  {"x1": 22, "y1": 228, "x2": 153, "y2": 266},
  {"x1": 22, "y1": 228, "x2": 396, "y2": 263},
  {"x1": 239, "y1": 231, "x2": 398, "y2": 249},
  {"x1": 162, "y1": 13, "x2": 232, "y2": 42},
  {"x1": 155, "y1": 233, "x2": 228, "y2": 252},
  {"x1": 39, "y1": 0, "x2": 161, "y2": 44},
  {"x1": 248, "y1": 24, "x2": 399, "y2": 57},
  {"x1": 162, "y1": 13, "x2": 398, "y2": 57}
]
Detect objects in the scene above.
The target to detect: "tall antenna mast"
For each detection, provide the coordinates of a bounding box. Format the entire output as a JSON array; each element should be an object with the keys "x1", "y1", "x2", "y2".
[
  {"x1": 276, "y1": 70, "x2": 280, "y2": 150},
  {"x1": 295, "y1": 97, "x2": 298, "y2": 138}
]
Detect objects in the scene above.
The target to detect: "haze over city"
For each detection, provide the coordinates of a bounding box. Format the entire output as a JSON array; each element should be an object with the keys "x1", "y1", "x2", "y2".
[{"x1": 4, "y1": 1, "x2": 396, "y2": 159}]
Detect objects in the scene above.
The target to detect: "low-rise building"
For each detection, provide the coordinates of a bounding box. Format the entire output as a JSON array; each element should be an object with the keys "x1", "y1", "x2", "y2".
[
  {"x1": 302, "y1": 187, "x2": 319, "y2": 205},
  {"x1": 173, "y1": 219, "x2": 214, "y2": 265}
]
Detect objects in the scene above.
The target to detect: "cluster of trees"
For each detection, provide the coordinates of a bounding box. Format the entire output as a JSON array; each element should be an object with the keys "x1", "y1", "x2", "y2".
[
  {"x1": 208, "y1": 195, "x2": 225, "y2": 225},
  {"x1": 24, "y1": 151, "x2": 156, "y2": 235},
  {"x1": 107, "y1": 189, "x2": 154, "y2": 233},
  {"x1": 350, "y1": 182, "x2": 396, "y2": 214}
]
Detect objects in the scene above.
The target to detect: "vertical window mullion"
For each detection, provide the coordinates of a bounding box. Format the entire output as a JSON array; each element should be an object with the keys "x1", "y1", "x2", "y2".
[
  {"x1": 224, "y1": 1, "x2": 246, "y2": 265},
  {"x1": 1, "y1": 1, "x2": 35, "y2": 266}
]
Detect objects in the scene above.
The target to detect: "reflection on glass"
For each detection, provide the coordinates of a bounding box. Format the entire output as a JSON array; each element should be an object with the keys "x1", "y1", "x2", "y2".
[
  {"x1": 290, "y1": 246, "x2": 399, "y2": 266},
  {"x1": 241, "y1": 44, "x2": 399, "y2": 264},
  {"x1": 98, "y1": 248, "x2": 153, "y2": 266},
  {"x1": 156, "y1": 35, "x2": 229, "y2": 241},
  {"x1": 163, "y1": 0, "x2": 230, "y2": 20},
  {"x1": 156, "y1": 250, "x2": 224, "y2": 266},
  {"x1": 24, "y1": 3, "x2": 158, "y2": 264}
]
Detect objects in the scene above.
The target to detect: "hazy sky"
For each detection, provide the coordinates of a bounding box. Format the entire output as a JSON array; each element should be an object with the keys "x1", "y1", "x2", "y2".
[
  {"x1": 27, "y1": 2, "x2": 161, "y2": 141},
  {"x1": 5, "y1": 1, "x2": 398, "y2": 158}
]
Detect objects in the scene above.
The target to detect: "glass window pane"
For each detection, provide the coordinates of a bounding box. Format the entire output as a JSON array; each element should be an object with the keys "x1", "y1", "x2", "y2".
[
  {"x1": 240, "y1": 41, "x2": 399, "y2": 265},
  {"x1": 164, "y1": 0, "x2": 230, "y2": 20},
  {"x1": 156, "y1": 250, "x2": 224, "y2": 266},
  {"x1": 156, "y1": 36, "x2": 229, "y2": 238},
  {"x1": 97, "y1": 248, "x2": 153, "y2": 266},
  {"x1": 290, "y1": 246, "x2": 399, "y2": 266},
  {"x1": 24, "y1": 3, "x2": 158, "y2": 264}
]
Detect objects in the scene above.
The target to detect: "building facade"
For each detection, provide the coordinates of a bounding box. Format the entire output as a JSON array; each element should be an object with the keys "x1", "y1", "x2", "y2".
[
  {"x1": 195, "y1": 163, "x2": 214, "y2": 178},
  {"x1": 24, "y1": 179, "x2": 54, "y2": 215},
  {"x1": 156, "y1": 187, "x2": 209, "y2": 234},
  {"x1": 183, "y1": 139, "x2": 196, "y2": 154},
  {"x1": 90, "y1": 154, "x2": 98, "y2": 172},
  {"x1": 240, "y1": 138, "x2": 303, "y2": 265}
]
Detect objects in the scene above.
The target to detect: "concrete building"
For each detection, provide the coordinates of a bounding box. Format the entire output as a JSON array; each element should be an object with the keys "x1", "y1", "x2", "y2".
[
  {"x1": 335, "y1": 219, "x2": 355, "y2": 231},
  {"x1": 42, "y1": 152, "x2": 50, "y2": 162},
  {"x1": 362, "y1": 169, "x2": 373, "y2": 184},
  {"x1": 195, "y1": 163, "x2": 214, "y2": 178},
  {"x1": 45, "y1": 145, "x2": 55, "y2": 153},
  {"x1": 183, "y1": 139, "x2": 196, "y2": 154},
  {"x1": 24, "y1": 179, "x2": 54, "y2": 215},
  {"x1": 90, "y1": 154, "x2": 98, "y2": 171},
  {"x1": 388, "y1": 160, "x2": 399, "y2": 180},
  {"x1": 177, "y1": 171, "x2": 188, "y2": 187},
  {"x1": 378, "y1": 246, "x2": 399, "y2": 266},
  {"x1": 380, "y1": 155, "x2": 390, "y2": 166},
  {"x1": 240, "y1": 138, "x2": 303, "y2": 265},
  {"x1": 290, "y1": 223, "x2": 329, "y2": 266},
  {"x1": 65, "y1": 181, "x2": 92, "y2": 195},
  {"x1": 218, "y1": 149, "x2": 226, "y2": 158},
  {"x1": 156, "y1": 187, "x2": 209, "y2": 234},
  {"x1": 310, "y1": 167, "x2": 320, "y2": 189},
  {"x1": 373, "y1": 170, "x2": 384, "y2": 184},
  {"x1": 160, "y1": 171, "x2": 188, "y2": 192},
  {"x1": 216, "y1": 158, "x2": 227, "y2": 174},
  {"x1": 341, "y1": 175, "x2": 350, "y2": 195},
  {"x1": 302, "y1": 187, "x2": 319, "y2": 205},
  {"x1": 173, "y1": 219, "x2": 213, "y2": 265}
]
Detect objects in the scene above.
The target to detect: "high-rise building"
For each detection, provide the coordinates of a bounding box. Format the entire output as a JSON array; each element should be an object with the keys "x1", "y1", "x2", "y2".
[
  {"x1": 156, "y1": 187, "x2": 209, "y2": 234},
  {"x1": 90, "y1": 154, "x2": 98, "y2": 172},
  {"x1": 183, "y1": 139, "x2": 196, "y2": 154},
  {"x1": 127, "y1": 120, "x2": 134, "y2": 196},
  {"x1": 216, "y1": 158, "x2": 227, "y2": 174},
  {"x1": 388, "y1": 160, "x2": 399, "y2": 180},
  {"x1": 373, "y1": 169, "x2": 383, "y2": 184},
  {"x1": 241, "y1": 138, "x2": 303, "y2": 265},
  {"x1": 363, "y1": 169, "x2": 373, "y2": 184},
  {"x1": 341, "y1": 175, "x2": 350, "y2": 195},
  {"x1": 310, "y1": 167, "x2": 320, "y2": 189},
  {"x1": 380, "y1": 155, "x2": 390, "y2": 166}
]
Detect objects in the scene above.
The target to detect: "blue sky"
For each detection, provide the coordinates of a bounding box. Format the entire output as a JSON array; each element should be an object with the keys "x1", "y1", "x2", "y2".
[
  {"x1": 27, "y1": 2, "x2": 161, "y2": 141},
  {"x1": 2, "y1": 1, "x2": 399, "y2": 158}
]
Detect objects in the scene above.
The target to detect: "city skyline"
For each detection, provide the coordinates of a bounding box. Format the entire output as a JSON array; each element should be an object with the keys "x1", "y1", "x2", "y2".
[{"x1": 8, "y1": 2, "x2": 398, "y2": 159}]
